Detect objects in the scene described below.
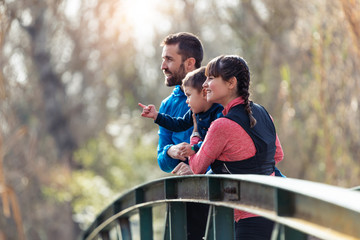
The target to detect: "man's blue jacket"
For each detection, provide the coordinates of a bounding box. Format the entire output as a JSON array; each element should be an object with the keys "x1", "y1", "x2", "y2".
[{"x1": 157, "y1": 85, "x2": 193, "y2": 172}]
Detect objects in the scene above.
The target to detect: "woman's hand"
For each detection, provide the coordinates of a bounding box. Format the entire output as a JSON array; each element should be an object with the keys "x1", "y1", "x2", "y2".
[
  {"x1": 167, "y1": 143, "x2": 188, "y2": 161},
  {"x1": 180, "y1": 143, "x2": 195, "y2": 157}
]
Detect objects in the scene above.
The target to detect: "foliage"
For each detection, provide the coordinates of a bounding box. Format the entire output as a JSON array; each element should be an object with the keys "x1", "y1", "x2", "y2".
[
  {"x1": 0, "y1": 0, "x2": 359, "y2": 239},
  {"x1": 41, "y1": 132, "x2": 162, "y2": 229}
]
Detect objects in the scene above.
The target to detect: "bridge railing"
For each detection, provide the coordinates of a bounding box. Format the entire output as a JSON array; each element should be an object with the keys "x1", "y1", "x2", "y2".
[{"x1": 81, "y1": 175, "x2": 360, "y2": 240}]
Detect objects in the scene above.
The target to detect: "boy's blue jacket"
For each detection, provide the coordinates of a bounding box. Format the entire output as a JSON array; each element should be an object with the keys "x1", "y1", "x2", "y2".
[
  {"x1": 157, "y1": 86, "x2": 193, "y2": 172},
  {"x1": 155, "y1": 103, "x2": 224, "y2": 152}
]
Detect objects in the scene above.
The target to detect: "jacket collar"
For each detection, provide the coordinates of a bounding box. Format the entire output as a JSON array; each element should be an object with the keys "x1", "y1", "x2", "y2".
[
  {"x1": 172, "y1": 85, "x2": 185, "y2": 97},
  {"x1": 197, "y1": 103, "x2": 222, "y2": 118},
  {"x1": 223, "y1": 97, "x2": 244, "y2": 116}
]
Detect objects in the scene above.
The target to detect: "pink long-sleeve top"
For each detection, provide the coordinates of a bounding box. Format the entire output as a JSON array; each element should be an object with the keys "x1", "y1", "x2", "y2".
[{"x1": 189, "y1": 97, "x2": 284, "y2": 221}]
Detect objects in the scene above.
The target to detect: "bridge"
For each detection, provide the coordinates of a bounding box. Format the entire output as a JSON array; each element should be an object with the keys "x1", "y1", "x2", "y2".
[{"x1": 81, "y1": 175, "x2": 360, "y2": 240}]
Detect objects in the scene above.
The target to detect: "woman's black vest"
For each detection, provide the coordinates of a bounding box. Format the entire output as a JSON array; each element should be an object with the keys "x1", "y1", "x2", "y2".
[{"x1": 211, "y1": 102, "x2": 276, "y2": 175}]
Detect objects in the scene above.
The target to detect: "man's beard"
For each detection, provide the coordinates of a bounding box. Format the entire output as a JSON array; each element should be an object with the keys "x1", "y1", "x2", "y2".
[{"x1": 164, "y1": 63, "x2": 186, "y2": 87}]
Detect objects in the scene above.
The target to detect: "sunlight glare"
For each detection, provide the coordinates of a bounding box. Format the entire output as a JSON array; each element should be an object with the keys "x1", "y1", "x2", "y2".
[
  {"x1": 122, "y1": 0, "x2": 168, "y2": 45},
  {"x1": 64, "y1": 0, "x2": 81, "y2": 20}
]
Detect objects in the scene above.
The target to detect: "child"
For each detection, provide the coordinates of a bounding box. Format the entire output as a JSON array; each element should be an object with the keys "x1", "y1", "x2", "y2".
[{"x1": 139, "y1": 67, "x2": 223, "y2": 156}]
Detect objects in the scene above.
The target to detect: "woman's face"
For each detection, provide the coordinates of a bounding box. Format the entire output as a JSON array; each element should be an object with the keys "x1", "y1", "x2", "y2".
[{"x1": 202, "y1": 75, "x2": 230, "y2": 105}]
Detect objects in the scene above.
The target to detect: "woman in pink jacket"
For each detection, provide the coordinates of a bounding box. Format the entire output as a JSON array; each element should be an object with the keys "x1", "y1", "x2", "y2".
[{"x1": 184, "y1": 55, "x2": 284, "y2": 239}]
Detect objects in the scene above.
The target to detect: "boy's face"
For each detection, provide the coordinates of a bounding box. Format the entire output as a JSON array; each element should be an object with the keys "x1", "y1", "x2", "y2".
[{"x1": 184, "y1": 86, "x2": 207, "y2": 114}]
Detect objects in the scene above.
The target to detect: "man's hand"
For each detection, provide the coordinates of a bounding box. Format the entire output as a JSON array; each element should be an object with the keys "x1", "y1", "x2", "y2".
[
  {"x1": 138, "y1": 103, "x2": 158, "y2": 120},
  {"x1": 180, "y1": 143, "x2": 195, "y2": 157},
  {"x1": 172, "y1": 162, "x2": 194, "y2": 175},
  {"x1": 167, "y1": 143, "x2": 189, "y2": 161}
]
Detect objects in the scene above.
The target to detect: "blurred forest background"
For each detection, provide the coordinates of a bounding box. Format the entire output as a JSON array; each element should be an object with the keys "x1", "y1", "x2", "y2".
[{"x1": 0, "y1": 0, "x2": 359, "y2": 239}]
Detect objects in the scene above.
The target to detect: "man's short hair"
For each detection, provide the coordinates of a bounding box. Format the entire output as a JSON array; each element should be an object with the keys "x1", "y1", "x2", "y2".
[{"x1": 161, "y1": 32, "x2": 203, "y2": 68}]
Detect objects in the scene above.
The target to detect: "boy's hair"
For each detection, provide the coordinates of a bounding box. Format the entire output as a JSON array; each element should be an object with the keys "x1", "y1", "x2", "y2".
[
  {"x1": 182, "y1": 67, "x2": 206, "y2": 93},
  {"x1": 161, "y1": 32, "x2": 204, "y2": 68}
]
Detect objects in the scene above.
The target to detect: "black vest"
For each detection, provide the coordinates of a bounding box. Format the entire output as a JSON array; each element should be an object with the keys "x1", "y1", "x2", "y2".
[{"x1": 211, "y1": 102, "x2": 276, "y2": 175}]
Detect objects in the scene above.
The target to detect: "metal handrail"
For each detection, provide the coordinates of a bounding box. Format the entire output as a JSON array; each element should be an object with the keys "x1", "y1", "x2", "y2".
[{"x1": 81, "y1": 175, "x2": 360, "y2": 240}]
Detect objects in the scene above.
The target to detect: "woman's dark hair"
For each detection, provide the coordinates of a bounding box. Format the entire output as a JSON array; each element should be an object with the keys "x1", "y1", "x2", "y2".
[
  {"x1": 182, "y1": 67, "x2": 206, "y2": 93},
  {"x1": 161, "y1": 32, "x2": 204, "y2": 68},
  {"x1": 205, "y1": 55, "x2": 257, "y2": 128}
]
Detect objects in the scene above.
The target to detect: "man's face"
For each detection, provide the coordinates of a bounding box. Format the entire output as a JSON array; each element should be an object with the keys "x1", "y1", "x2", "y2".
[{"x1": 161, "y1": 44, "x2": 186, "y2": 87}]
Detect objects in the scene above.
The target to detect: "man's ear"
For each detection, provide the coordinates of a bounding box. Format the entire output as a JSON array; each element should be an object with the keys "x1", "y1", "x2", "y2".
[{"x1": 185, "y1": 57, "x2": 196, "y2": 71}]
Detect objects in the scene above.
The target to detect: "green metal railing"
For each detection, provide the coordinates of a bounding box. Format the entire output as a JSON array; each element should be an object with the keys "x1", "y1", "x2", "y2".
[{"x1": 81, "y1": 175, "x2": 360, "y2": 240}]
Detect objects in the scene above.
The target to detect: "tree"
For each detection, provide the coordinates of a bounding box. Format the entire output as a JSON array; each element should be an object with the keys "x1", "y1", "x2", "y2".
[{"x1": 1, "y1": 0, "x2": 359, "y2": 239}]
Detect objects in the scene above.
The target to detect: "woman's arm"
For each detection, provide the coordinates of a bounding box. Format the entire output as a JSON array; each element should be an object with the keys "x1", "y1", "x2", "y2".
[
  {"x1": 188, "y1": 119, "x2": 229, "y2": 174},
  {"x1": 274, "y1": 134, "x2": 284, "y2": 164}
]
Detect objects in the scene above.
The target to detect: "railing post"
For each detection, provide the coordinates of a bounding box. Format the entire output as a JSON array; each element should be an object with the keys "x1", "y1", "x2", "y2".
[
  {"x1": 275, "y1": 188, "x2": 294, "y2": 217},
  {"x1": 282, "y1": 225, "x2": 307, "y2": 240},
  {"x1": 139, "y1": 207, "x2": 153, "y2": 240},
  {"x1": 166, "y1": 202, "x2": 187, "y2": 240},
  {"x1": 136, "y1": 187, "x2": 153, "y2": 240},
  {"x1": 273, "y1": 188, "x2": 307, "y2": 240},
  {"x1": 163, "y1": 204, "x2": 170, "y2": 240},
  {"x1": 212, "y1": 206, "x2": 234, "y2": 240},
  {"x1": 208, "y1": 178, "x2": 222, "y2": 201},
  {"x1": 207, "y1": 177, "x2": 234, "y2": 239},
  {"x1": 118, "y1": 217, "x2": 132, "y2": 240},
  {"x1": 100, "y1": 230, "x2": 110, "y2": 240},
  {"x1": 271, "y1": 223, "x2": 307, "y2": 240},
  {"x1": 164, "y1": 178, "x2": 187, "y2": 240},
  {"x1": 204, "y1": 206, "x2": 214, "y2": 240}
]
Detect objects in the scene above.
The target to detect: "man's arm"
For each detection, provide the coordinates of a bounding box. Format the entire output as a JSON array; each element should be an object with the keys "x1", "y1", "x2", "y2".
[
  {"x1": 156, "y1": 89, "x2": 192, "y2": 172},
  {"x1": 157, "y1": 126, "x2": 181, "y2": 172}
]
